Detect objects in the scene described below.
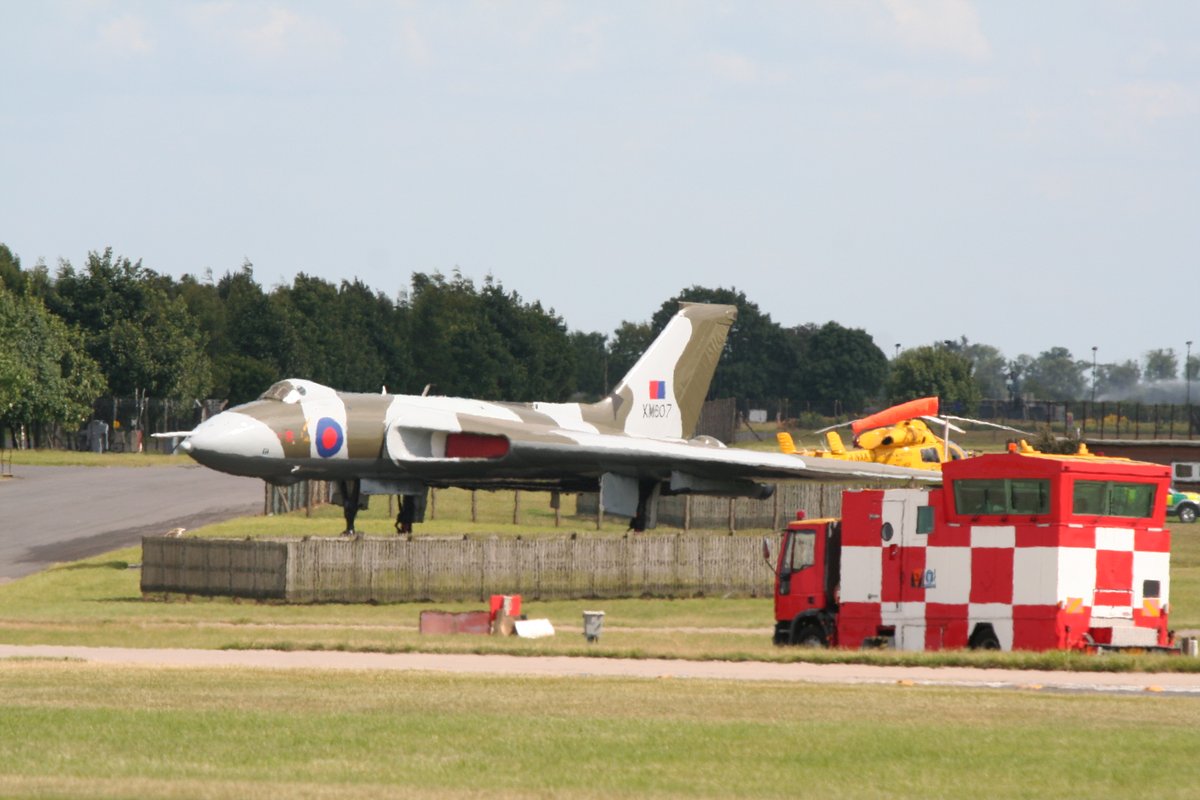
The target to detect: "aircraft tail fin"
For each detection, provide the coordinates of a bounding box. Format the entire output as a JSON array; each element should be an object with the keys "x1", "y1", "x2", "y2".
[{"x1": 590, "y1": 303, "x2": 736, "y2": 439}]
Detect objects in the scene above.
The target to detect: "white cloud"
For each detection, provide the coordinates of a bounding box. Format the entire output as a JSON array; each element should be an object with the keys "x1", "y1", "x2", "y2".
[
  {"x1": 396, "y1": 20, "x2": 431, "y2": 67},
  {"x1": 185, "y1": 3, "x2": 344, "y2": 61},
  {"x1": 1107, "y1": 81, "x2": 1199, "y2": 124},
  {"x1": 705, "y1": 51, "x2": 762, "y2": 83},
  {"x1": 97, "y1": 14, "x2": 154, "y2": 55},
  {"x1": 560, "y1": 17, "x2": 607, "y2": 73},
  {"x1": 863, "y1": 71, "x2": 999, "y2": 98},
  {"x1": 880, "y1": 0, "x2": 990, "y2": 61}
]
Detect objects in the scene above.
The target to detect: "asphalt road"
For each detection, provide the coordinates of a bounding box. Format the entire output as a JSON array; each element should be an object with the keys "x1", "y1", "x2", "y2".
[{"x1": 0, "y1": 464, "x2": 263, "y2": 582}]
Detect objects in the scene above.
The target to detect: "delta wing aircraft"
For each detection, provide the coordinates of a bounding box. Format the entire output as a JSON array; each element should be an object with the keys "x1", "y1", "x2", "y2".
[{"x1": 168, "y1": 303, "x2": 936, "y2": 533}]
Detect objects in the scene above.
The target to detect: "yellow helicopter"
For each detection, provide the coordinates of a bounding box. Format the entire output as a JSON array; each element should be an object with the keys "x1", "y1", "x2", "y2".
[{"x1": 777, "y1": 397, "x2": 1027, "y2": 471}]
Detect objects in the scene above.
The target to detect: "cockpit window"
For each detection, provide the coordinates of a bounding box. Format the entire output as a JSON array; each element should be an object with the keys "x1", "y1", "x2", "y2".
[{"x1": 259, "y1": 381, "x2": 304, "y2": 403}]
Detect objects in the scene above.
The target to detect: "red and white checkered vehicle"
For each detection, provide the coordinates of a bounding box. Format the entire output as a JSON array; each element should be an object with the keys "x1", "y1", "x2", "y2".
[{"x1": 771, "y1": 445, "x2": 1173, "y2": 652}]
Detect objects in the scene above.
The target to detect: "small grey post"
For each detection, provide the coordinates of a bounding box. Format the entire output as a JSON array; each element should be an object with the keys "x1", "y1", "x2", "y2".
[{"x1": 582, "y1": 610, "x2": 605, "y2": 643}]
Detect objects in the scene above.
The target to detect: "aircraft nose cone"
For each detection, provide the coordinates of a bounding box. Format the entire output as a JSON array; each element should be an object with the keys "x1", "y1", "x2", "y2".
[{"x1": 184, "y1": 411, "x2": 284, "y2": 471}]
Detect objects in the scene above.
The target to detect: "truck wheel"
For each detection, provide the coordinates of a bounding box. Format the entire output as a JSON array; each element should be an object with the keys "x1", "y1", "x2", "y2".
[
  {"x1": 792, "y1": 620, "x2": 827, "y2": 648},
  {"x1": 968, "y1": 626, "x2": 1001, "y2": 650},
  {"x1": 1179, "y1": 504, "x2": 1198, "y2": 524}
]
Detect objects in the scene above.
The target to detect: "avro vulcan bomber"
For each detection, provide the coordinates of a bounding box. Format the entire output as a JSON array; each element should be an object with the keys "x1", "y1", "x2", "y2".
[{"x1": 167, "y1": 304, "x2": 934, "y2": 533}]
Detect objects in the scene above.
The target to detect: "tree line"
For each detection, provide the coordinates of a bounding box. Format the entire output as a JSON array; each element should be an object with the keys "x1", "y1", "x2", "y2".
[{"x1": 2, "y1": 243, "x2": 1196, "y2": 444}]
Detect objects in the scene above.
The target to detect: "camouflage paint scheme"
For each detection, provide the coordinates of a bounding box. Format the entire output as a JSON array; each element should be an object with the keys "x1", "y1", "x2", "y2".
[{"x1": 175, "y1": 303, "x2": 937, "y2": 531}]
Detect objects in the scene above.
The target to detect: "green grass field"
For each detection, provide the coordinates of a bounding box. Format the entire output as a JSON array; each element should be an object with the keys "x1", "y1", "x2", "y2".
[
  {"x1": 6, "y1": 449, "x2": 187, "y2": 467},
  {"x1": 0, "y1": 541, "x2": 1196, "y2": 673},
  {"x1": 4, "y1": 471, "x2": 1200, "y2": 796},
  {"x1": 1, "y1": 483, "x2": 1198, "y2": 667},
  {"x1": 2, "y1": 662, "x2": 1199, "y2": 799}
]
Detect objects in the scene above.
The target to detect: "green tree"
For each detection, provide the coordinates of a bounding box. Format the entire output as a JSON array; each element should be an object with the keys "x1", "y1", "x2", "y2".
[
  {"x1": 1022, "y1": 347, "x2": 1087, "y2": 400},
  {"x1": 793, "y1": 321, "x2": 888, "y2": 415},
  {"x1": 480, "y1": 278, "x2": 574, "y2": 401},
  {"x1": 177, "y1": 270, "x2": 232, "y2": 395},
  {"x1": 50, "y1": 249, "x2": 211, "y2": 400},
  {"x1": 407, "y1": 271, "x2": 512, "y2": 398},
  {"x1": 0, "y1": 284, "x2": 105, "y2": 444},
  {"x1": 1097, "y1": 360, "x2": 1141, "y2": 398},
  {"x1": 1144, "y1": 348, "x2": 1178, "y2": 382},
  {"x1": 0, "y1": 243, "x2": 24, "y2": 294},
  {"x1": 886, "y1": 345, "x2": 981, "y2": 412},
  {"x1": 269, "y1": 272, "x2": 338, "y2": 386},
  {"x1": 956, "y1": 339, "x2": 1009, "y2": 399},
  {"x1": 335, "y1": 278, "x2": 412, "y2": 393},
  {"x1": 569, "y1": 331, "x2": 609, "y2": 399},
  {"x1": 216, "y1": 262, "x2": 289, "y2": 402}
]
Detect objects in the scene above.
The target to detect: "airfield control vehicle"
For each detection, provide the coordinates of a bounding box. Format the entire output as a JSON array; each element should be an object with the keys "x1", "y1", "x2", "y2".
[{"x1": 767, "y1": 443, "x2": 1173, "y2": 652}]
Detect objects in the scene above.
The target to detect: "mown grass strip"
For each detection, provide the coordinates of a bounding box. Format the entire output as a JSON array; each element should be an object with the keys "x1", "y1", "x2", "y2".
[
  {"x1": 3, "y1": 539, "x2": 1200, "y2": 671},
  {"x1": 7, "y1": 449, "x2": 187, "y2": 467},
  {"x1": 1, "y1": 662, "x2": 1199, "y2": 799}
]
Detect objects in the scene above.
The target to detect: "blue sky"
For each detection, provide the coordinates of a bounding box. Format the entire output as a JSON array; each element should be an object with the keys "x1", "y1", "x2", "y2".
[{"x1": 3, "y1": 2, "x2": 1198, "y2": 369}]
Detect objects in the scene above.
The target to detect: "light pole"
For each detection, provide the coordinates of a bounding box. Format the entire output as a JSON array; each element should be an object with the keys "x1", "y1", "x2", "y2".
[
  {"x1": 1091, "y1": 346, "x2": 1098, "y2": 405},
  {"x1": 1188, "y1": 340, "x2": 1194, "y2": 437}
]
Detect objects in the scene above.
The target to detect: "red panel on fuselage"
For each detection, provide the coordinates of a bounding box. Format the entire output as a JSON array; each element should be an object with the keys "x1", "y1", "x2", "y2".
[{"x1": 445, "y1": 433, "x2": 510, "y2": 459}]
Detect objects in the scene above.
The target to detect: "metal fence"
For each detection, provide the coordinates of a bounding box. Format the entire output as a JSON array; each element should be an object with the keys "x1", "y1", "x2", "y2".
[
  {"x1": 260, "y1": 481, "x2": 849, "y2": 532},
  {"x1": 265, "y1": 481, "x2": 333, "y2": 516},
  {"x1": 141, "y1": 533, "x2": 777, "y2": 603},
  {"x1": 10, "y1": 397, "x2": 227, "y2": 452},
  {"x1": 576, "y1": 483, "x2": 848, "y2": 531},
  {"x1": 973, "y1": 399, "x2": 1198, "y2": 440}
]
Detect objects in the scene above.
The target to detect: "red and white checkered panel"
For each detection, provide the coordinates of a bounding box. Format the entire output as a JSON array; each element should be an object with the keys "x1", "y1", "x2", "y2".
[{"x1": 836, "y1": 488, "x2": 1171, "y2": 652}]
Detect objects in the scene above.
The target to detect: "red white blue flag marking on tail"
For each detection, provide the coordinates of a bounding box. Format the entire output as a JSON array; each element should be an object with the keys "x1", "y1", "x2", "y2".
[{"x1": 649, "y1": 380, "x2": 667, "y2": 399}]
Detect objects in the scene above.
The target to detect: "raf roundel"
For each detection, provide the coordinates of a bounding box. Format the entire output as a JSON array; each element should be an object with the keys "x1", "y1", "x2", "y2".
[{"x1": 315, "y1": 417, "x2": 344, "y2": 458}]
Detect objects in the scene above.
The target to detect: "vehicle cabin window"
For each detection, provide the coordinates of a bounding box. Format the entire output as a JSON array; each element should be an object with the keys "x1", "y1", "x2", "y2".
[
  {"x1": 1072, "y1": 480, "x2": 1156, "y2": 518},
  {"x1": 787, "y1": 530, "x2": 816, "y2": 572},
  {"x1": 954, "y1": 478, "x2": 1050, "y2": 516},
  {"x1": 916, "y1": 505, "x2": 935, "y2": 534},
  {"x1": 1009, "y1": 479, "x2": 1050, "y2": 514},
  {"x1": 1173, "y1": 463, "x2": 1197, "y2": 481}
]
